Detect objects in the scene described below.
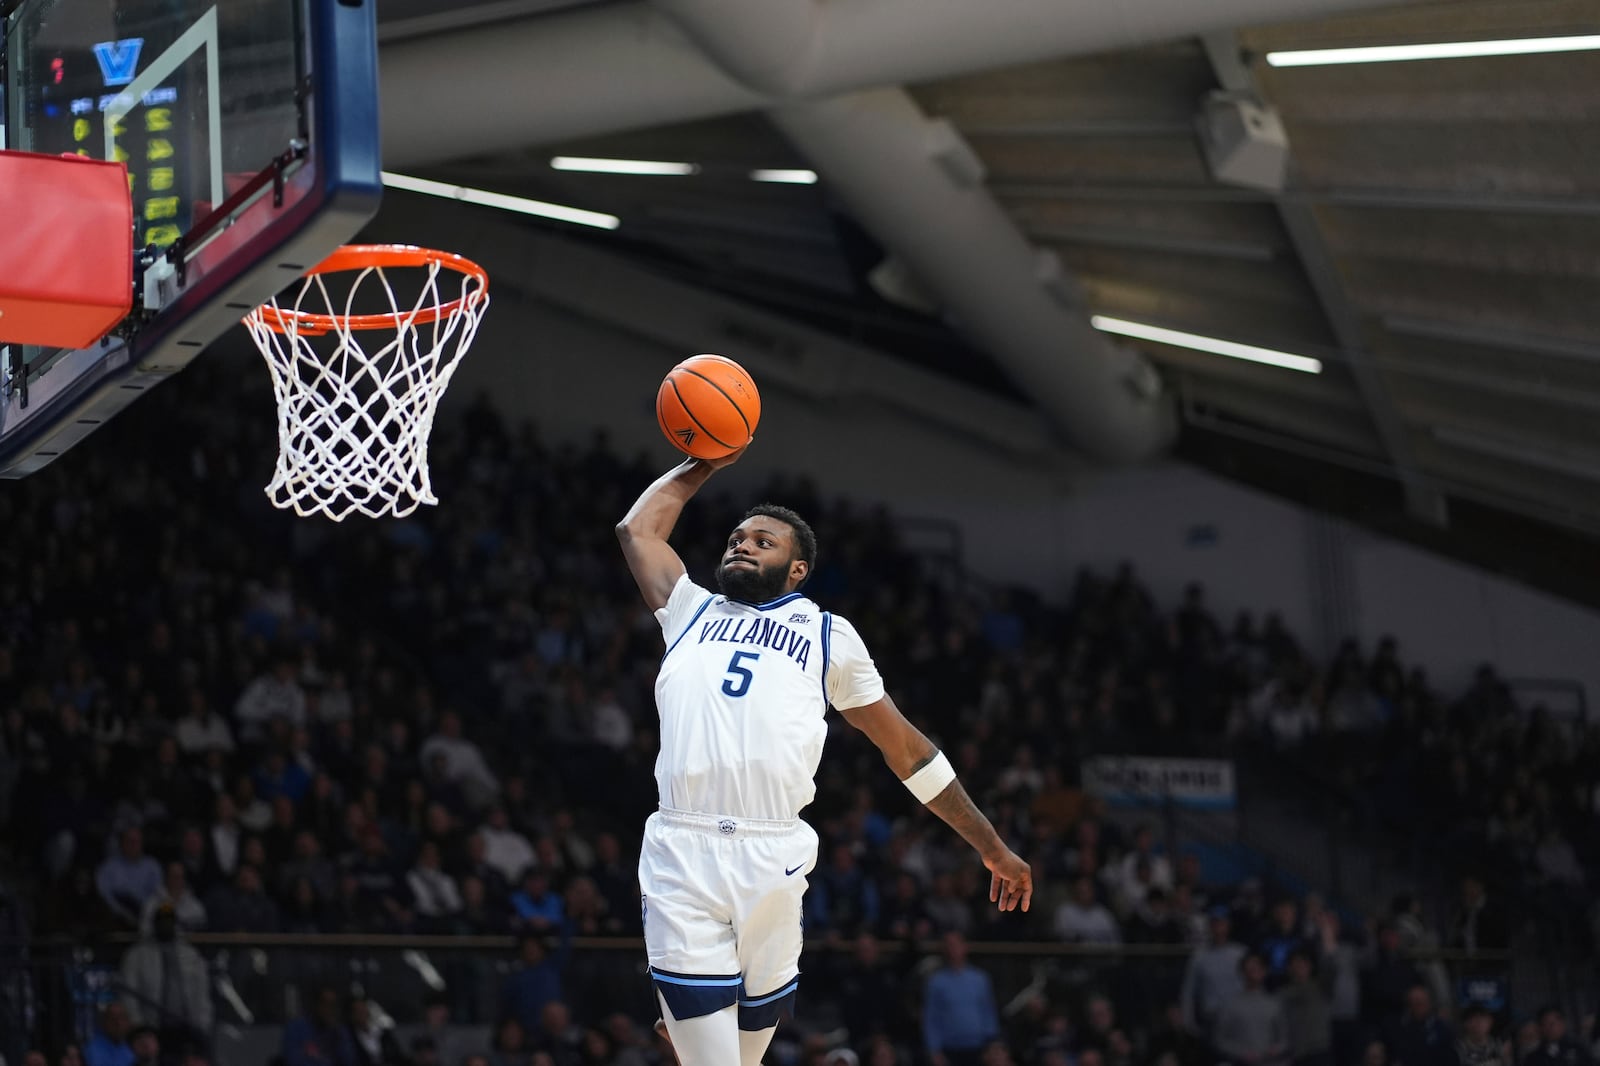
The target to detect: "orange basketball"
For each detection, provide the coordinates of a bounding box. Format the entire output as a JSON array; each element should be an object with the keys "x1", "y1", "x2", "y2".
[{"x1": 657, "y1": 354, "x2": 761, "y2": 459}]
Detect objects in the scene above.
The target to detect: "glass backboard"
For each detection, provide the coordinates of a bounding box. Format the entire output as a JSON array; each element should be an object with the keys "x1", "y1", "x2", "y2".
[{"x1": 0, "y1": 0, "x2": 381, "y2": 475}]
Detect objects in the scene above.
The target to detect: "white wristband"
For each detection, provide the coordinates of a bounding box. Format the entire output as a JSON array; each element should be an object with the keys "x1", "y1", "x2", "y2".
[{"x1": 903, "y1": 751, "x2": 957, "y2": 804}]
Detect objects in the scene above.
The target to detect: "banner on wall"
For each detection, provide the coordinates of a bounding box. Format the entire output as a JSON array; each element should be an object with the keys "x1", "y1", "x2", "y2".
[{"x1": 1081, "y1": 756, "x2": 1236, "y2": 810}]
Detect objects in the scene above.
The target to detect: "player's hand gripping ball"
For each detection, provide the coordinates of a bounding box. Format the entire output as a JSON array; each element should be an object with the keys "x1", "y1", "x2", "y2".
[{"x1": 656, "y1": 354, "x2": 761, "y2": 460}]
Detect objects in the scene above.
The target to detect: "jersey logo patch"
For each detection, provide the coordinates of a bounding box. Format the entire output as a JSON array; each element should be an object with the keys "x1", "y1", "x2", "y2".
[
  {"x1": 785, "y1": 864, "x2": 804, "y2": 876},
  {"x1": 718, "y1": 819, "x2": 737, "y2": 835},
  {"x1": 788, "y1": 612, "x2": 810, "y2": 624}
]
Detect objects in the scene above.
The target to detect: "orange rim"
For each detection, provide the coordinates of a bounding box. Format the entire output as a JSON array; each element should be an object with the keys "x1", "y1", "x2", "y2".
[{"x1": 255, "y1": 244, "x2": 490, "y2": 335}]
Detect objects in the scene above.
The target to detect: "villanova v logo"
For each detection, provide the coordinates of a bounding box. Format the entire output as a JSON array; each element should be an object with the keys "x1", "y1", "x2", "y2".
[{"x1": 92, "y1": 37, "x2": 144, "y2": 87}]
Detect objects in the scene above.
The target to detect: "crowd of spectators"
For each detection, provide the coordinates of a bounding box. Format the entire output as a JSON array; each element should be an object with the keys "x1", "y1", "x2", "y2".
[{"x1": 0, "y1": 353, "x2": 1589, "y2": 1066}]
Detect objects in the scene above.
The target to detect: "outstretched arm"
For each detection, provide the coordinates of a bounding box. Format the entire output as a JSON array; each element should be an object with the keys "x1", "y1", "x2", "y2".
[
  {"x1": 615, "y1": 448, "x2": 745, "y2": 611},
  {"x1": 838, "y1": 694, "x2": 1033, "y2": 912}
]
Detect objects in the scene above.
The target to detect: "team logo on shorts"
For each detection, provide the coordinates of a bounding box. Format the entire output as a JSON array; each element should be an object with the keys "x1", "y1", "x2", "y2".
[{"x1": 718, "y1": 819, "x2": 737, "y2": 835}]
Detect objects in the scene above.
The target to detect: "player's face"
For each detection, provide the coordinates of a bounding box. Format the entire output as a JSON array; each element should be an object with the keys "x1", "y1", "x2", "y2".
[{"x1": 717, "y1": 519, "x2": 803, "y2": 602}]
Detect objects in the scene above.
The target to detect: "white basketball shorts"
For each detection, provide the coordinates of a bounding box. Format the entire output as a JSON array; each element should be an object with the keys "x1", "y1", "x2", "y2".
[{"x1": 639, "y1": 807, "x2": 819, "y2": 1030}]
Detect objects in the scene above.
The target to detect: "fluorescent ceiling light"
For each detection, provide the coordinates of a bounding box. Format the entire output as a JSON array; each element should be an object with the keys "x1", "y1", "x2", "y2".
[
  {"x1": 1090, "y1": 315, "x2": 1323, "y2": 374},
  {"x1": 1266, "y1": 34, "x2": 1600, "y2": 67},
  {"x1": 550, "y1": 156, "x2": 698, "y2": 176},
  {"x1": 381, "y1": 172, "x2": 619, "y2": 230},
  {"x1": 751, "y1": 169, "x2": 819, "y2": 184}
]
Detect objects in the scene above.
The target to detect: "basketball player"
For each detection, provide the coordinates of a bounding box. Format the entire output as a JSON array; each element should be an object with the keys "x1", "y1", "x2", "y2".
[{"x1": 616, "y1": 448, "x2": 1032, "y2": 1066}]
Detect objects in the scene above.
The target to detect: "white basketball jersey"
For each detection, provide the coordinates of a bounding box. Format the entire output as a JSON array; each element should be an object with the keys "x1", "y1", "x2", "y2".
[{"x1": 652, "y1": 574, "x2": 885, "y2": 821}]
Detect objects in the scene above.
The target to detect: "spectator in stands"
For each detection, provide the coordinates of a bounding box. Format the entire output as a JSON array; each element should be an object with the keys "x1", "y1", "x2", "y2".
[
  {"x1": 808, "y1": 843, "x2": 881, "y2": 936},
  {"x1": 174, "y1": 690, "x2": 234, "y2": 756},
  {"x1": 1521, "y1": 1008, "x2": 1592, "y2": 1066},
  {"x1": 1053, "y1": 876, "x2": 1121, "y2": 945},
  {"x1": 1257, "y1": 899, "x2": 1311, "y2": 989},
  {"x1": 601, "y1": 1015, "x2": 652, "y2": 1066},
  {"x1": 407, "y1": 1036, "x2": 438, "y2": 1066},
  {"x1": 1361, "y1": 924, "x2": 1422, "y2": 1026},
  {"x1": 923, "y1": 933, "x2": 999, "y2": 1066},
  {"x1": 924, "y1": 873, "x2": 974, "y2": 937},
  {"x1": 510, "y1": 869, "x2": 564, "y2": 933},
  {"x1": 126, "y1": 1029, "x2": 158, "y2": 1066},
  {"x1": 284, "y1": 987, "x2": 357, "y2": 1066},
  {"x1": 1181, "y1": 908, "x2": 1247, "y2": 1038},
  {"x1": 831, "y1": 933, "x2": 912, "y2": 1047},
  {"x1": 490, "y1": 1019, "x2": 530, "y2": 1066},
  {"x1": 347, "y1": 994, "x2": 404, "y2": 1066},
  {"x1": 479, "y1": 811, "x2": 535, "y2": 887},
  {"x1": 1115, "y1": 825, "x2": 1174, "y2": 898},
  {"x1": 878, "y1": 871, "x2": 933, "y2": 942},
  {"x1": 206, "y1": 795, "x2": 242, "y2": 887},
  {"x1": 1129, "y1": 888, "x2": 1187, "y2": 945},
  {"x1": 1147, "y1": 1003, "x2": 1214, "y2": 1066},
  {"x1": 138, "y1": 862, "x2": 206, "y2": 936},
  {"x1": 1279, "y1": 949, "x2": 1332, "y2": 1066},
  {"x1": 586, "y1": 833, "x2": 638, "y2": 936},
  {"x1": 407, "y1": 840, "x2": 463, "y2": 933},
  {"x1": 1213, "y1": 952, "x2": 1289, "y2": 1066},
  {"x1": 560, "y1": 876, "x2": 613, "y2": 936},
  {"x1": 96, "y1": 827, "x2": 163, "y2": 927},
  {"x1": 1456, "y1": 1006, "x2": 1506, "y2": 1066},
  {"x1": 40, "y1": 864, "x2": 120, "y2": 940},
  {"x1": 405, "y1": 998, "x2": 473, "y2": 1066},
  {"x1": 1390, "y1": 896, "x2": 1450, "y2": 1021},
  {"x1": 421, "y1": 711, "x2": 500, "y2": 810},
  {"x1": 234, "y1": 659, "x2": 307, "y2": 741},
  {"x1": 1078, "y1": 995, "x2": 1121, "y2": 1056},
  {"x1": 85, "y1": 1003, "x2": 134, "y2": 1066},
  {"x1": 1314, "y1": 912, "x2": 1363, "y2": 1066},
  {"x1": 1386, "y1": 986, "x2": 1455, "y2": 1066},
  {"x1": 502, "y1": 934, "x2": 569, "y2": 1039},
  {"x1": 344, "y1": 826, "x2": 411, "y2": 929},
  {"x1": 203, "y1": 864, "x2": 279, "y2": 933},
  {"x1": 533, "y1": 1002, "x2": 583, "y2": 1066},
  {"x1": 455, "y1": 875, "x2": 508, "y2": 935},
  {"x1": 120, "y1": 903, "x2": 212, "y2": 1051},
  {"x1": 279, "y1": 831, "x2": 338, "y2": 905}
]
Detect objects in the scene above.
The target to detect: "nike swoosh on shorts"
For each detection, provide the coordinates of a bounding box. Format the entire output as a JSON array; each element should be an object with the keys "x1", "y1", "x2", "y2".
[{"x1": 785, "y1": 864, "x2": 804, "y2": 876}]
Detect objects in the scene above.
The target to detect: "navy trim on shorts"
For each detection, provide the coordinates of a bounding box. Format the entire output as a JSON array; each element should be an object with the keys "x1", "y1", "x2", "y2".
[
  {"x1": 651, "y1": 967, "x2": 742, "y2": 1020},
  {"x1": 662, "y1": 594, "x2": 716, "y2": 662},
  {"x1": 738, "y1": 977, "x2": 799, "y2": 1030}
]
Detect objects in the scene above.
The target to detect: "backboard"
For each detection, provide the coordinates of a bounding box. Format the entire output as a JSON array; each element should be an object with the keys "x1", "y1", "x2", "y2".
[{"x1": 0, "y1": 0, "x2": 381, "y2": 475}]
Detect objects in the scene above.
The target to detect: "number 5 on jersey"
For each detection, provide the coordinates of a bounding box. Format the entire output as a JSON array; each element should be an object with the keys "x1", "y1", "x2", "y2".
[{"x1": 722, "y1": 651, "x2": 761, "y2": 697}]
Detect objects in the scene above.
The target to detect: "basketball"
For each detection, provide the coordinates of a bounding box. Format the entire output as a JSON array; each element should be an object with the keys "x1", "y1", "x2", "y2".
[{"x1": 657, "y1": 354, "x2": 761, "y2": 459}]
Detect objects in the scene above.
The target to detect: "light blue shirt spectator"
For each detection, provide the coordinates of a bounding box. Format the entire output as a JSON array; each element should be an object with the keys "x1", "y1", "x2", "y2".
[
  {"x1": 922, "y1": 934, "x2": 999, "y2": 1059},
  {"x1": 96, "y1": 827, "x2": 162, "y2": 925}
]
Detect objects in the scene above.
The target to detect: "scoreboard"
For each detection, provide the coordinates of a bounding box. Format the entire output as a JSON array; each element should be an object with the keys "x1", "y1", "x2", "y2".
[
  {"x1": 66, "y1": 78, "x2": 193, "y2": 249},
  {"x1": 8, "y1": 0, "x2": 302, "y2": 253}
]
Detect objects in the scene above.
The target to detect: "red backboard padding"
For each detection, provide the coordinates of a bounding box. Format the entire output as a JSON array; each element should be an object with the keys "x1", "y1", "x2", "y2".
[{"x1": 0, "y1": 151, "x2": 134, "y2": 349}]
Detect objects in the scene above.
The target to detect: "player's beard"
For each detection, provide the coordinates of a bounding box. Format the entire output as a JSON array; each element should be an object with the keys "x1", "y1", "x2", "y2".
[{"x1": 716, "y1": 558, "x2": 791, "y2": 603}]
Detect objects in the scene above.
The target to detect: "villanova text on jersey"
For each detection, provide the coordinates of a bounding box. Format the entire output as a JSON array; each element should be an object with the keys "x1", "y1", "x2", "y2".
[{"x1": 696, "y1": 614, "x2": 813, "y2": 670}]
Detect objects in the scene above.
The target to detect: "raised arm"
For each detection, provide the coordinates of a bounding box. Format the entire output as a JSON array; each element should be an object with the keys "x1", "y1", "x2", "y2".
[
  {"x1": 615, "y1": 448, "x2": 744, "y2": 611},
  {"x1": 838, "y1": 693, "x2": 1032, "y2": 912}
]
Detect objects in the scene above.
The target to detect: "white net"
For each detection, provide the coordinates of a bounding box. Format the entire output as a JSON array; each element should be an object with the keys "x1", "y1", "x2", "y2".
[{"x1": 242, "y1": 247, "x2": 489, "y2": 521}]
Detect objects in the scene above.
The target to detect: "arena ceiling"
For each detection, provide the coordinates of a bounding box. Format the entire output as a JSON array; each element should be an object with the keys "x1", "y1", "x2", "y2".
[{"x1": 377, "y1": 0, "x2": 1600, "y2": 599}]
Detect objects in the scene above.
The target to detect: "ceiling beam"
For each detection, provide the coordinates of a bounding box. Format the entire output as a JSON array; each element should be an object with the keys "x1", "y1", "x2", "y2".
[
  {"x1": 1202, "y1": 30, "x2": 1447, "y2": 527},
  {"x1": 994, "y1": 183, "x2": 1600, "y2": 217}
]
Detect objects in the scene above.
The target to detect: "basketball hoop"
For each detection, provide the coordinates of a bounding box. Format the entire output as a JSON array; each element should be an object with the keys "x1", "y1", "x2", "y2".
[{"x1": 242, "y1": 244, "x2": 490, "y2": 521}]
